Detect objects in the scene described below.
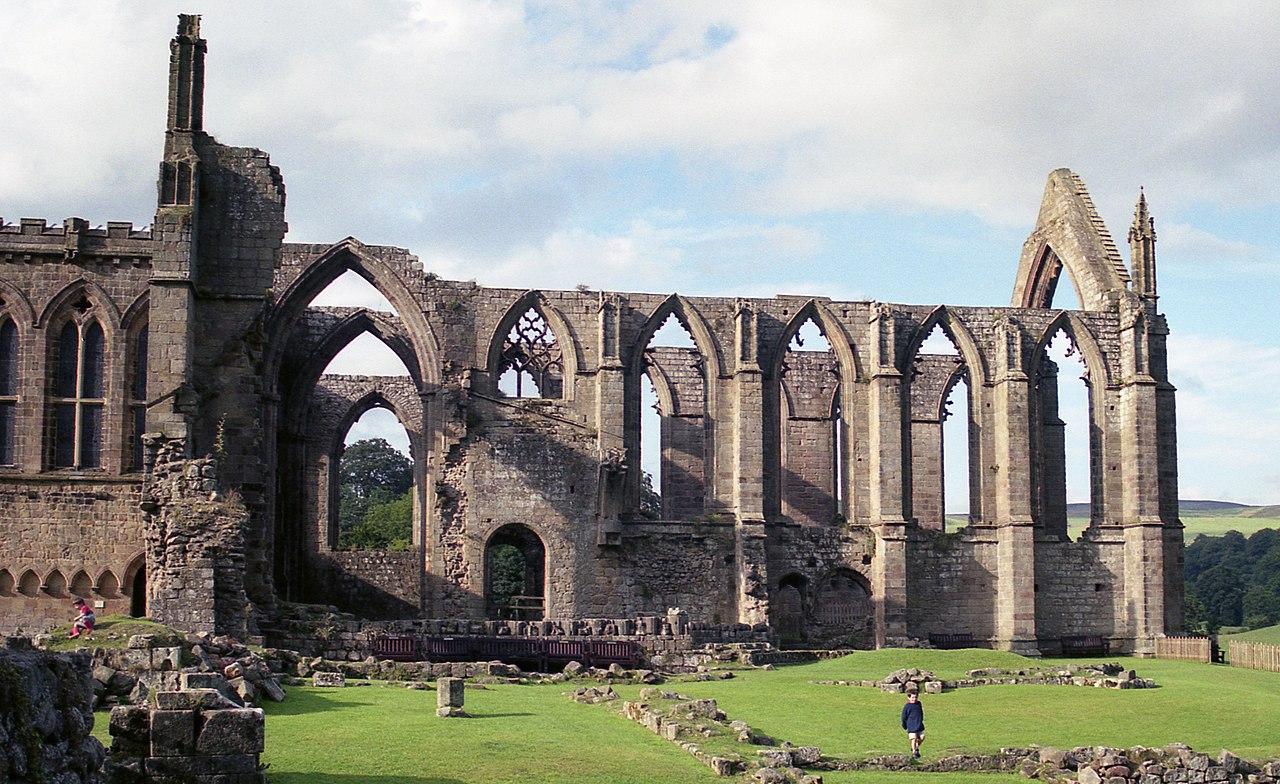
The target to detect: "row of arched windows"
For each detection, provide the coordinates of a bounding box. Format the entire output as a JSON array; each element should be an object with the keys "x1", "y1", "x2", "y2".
[
  {"x1": 0, "y1": 565, "x2": 146, "y2": 616},
  {"x1": 0, "y1": 303, "x2": 148, "y2": 472}
]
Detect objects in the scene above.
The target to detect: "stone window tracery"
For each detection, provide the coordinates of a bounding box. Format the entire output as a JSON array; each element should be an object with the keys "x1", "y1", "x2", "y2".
[
  {"x1": 0, "y1": 314, "x2": 18, "y2": 465},
  {"x1": 50, "y1": 302, "x2": 106, "y2": 469},
  {"x1": 498, "y1": 308, "x2": 563, "y2": 399}
]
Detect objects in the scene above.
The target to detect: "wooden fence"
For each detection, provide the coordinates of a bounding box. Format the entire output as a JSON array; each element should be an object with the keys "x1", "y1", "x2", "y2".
[
  {"x1": 1155, "y1": 635, "x2": 1213, "y2": 663},
  {"x1": 1228, "y1": 641, "x2": 1280, "y2": 672}
]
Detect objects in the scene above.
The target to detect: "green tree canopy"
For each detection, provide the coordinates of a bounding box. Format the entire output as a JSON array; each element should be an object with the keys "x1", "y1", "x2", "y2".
[
  {"x1": 340, "y1": 438, "x2": 412, "y2": 500},
  {"x1": 337, "y1": 437, "x2": 414, "y2": 550}
]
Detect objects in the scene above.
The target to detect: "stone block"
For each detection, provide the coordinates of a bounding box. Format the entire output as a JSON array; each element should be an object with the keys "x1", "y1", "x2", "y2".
[
  {"x1": 156, "y1": 689, "x2": 239, "y2": 711},
  {"x1": 150, "y1": 709, "x2": 196, "y2": 757},
  {"x1": 109, "y1": 704, "x2": 152, "y2": 756},
  {"x1": 313, "y1": 672, "x2": 346, "y2": 688},
  {"x1": 437, "y1": 677, "x2": 464, "y2": 710},
  {"x1": 196, "y1": 709, "x2": 266, "y2": 755},
  {"x1": 144, "y1": 752, "x2": 260, "y2": 777}
]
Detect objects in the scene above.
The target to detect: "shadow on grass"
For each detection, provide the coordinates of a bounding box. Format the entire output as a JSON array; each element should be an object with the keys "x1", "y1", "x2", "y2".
[
  {"x1": 465, "y1": 712, "x2": 535, "y2": 719},
  {"x1": 262, "y1": 691, "x2": 377, "y2": 717},
  {"x1": 269, "y1": 775, "x2": 465, "y2": 784}
]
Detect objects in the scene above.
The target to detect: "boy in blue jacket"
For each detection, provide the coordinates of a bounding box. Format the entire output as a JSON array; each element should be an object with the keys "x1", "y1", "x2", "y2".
[{"x1": 901, "y1": 689, "x2": 925, "y2": 758}]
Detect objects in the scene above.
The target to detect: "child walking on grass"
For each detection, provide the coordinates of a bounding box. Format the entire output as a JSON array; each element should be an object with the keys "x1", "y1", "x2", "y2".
[{"x1": 901, "y1": 689, "x2": 925, "y2": 759}]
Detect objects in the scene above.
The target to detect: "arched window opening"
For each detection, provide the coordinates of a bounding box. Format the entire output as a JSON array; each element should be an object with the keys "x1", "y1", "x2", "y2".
[
  {"x1": 639, "y1": 372, "x2": 663, "y2": 519},
  {"x1": 128, "y1": 323, "x2": 148, "y2": 471},
  {"x1": 772, "y1": 573, "x2": 808, "y2": 647},
  {"x1": 485, "y1": 524, "x2": 546, "y2": 620},
  {"x1": 96, "y1": 570, "x2": 121, "y2": 598},
  {"x1": 50, "y1": 311, "x2": 106, "y2": 469},
  {"x1": 941, "y1": 372, "x2": 974, "y2": 527},
  {"x1": 310, "y1": 269, "x2": 398, "y2": 313},
  {"x1": 812, "y1": 569, "x2": 874, "y2": 648},
  {"x1": 129, "y1": 567, "x2": 146, "y2": 618},
  {"x1": 908, "y1": 323, "x2": 971, "y2": 531},
  {"x1": 1036, "y1": 328, "x2": 1096, "y2": 540},
  {"x1": 43, "y1": 569, "x2": 67, "y2": 598},
  {"x1": 0, "y1": 569, "x2": 14, "y2": 596},
  {"x1": 336, "y1": 408, "x2": 414, "y2": 551},
  {"x1": 780, "y1": 317, "x2": 841, "y2": 525},
  {"x1": 1048, "y1": 265, "x2": 1087, "y2": 311},
  {"x1": 0, "y1": 316, "x2": 18, "y2": 465},
  {"x1": 497, "y1": 308, "x2": 563, "y2": 399},
  {"x1": 640, "y1": 313, "x2": 706, "y2": 520},
  {"x1": 18, "y1": 570, "x2": 40, "y2": 597},
  {"x1": 70, "y1": 570, "x2": 92, "y2": 599}
]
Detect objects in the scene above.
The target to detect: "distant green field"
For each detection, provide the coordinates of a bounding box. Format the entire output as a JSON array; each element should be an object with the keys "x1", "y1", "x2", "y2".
[
  {"x1": 1221, "y1": 624, "x2": 1280, "y2": 646},
  {"x1": 944, "y1": 506, "x2": 1280, "y2": 540}
]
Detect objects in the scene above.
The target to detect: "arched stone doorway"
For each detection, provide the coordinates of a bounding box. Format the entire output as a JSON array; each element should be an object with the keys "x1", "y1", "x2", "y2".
[
  {"x1": 771, "y1": 573, "x2": 808, "y2": 647},
  {"x1": 485, "y1": 524, "x2": 546, "y2": 620},
  {"x1": 811, "y1": 569, "x2": 873, "y2": 648},
  {"x1": 125, "y1": 556, "x2": 147, "y2": 618}
]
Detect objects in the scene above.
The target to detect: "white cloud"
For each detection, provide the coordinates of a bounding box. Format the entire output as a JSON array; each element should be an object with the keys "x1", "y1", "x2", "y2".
[
  {"x1": 1158, "y1": 223, "x2": 1278, "y2": 276},
  {"x1": 1167, "y1": 334, "x2": 1280, "y2": 504}
]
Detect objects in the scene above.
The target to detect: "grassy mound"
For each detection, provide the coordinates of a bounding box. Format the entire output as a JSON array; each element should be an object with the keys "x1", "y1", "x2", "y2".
[
  {"x1": 1221, "y1": 624, "x2": 1280, "y2": 646},
  {"x1": 41, "y1": 614, "x2": 181, "y2": 652}
]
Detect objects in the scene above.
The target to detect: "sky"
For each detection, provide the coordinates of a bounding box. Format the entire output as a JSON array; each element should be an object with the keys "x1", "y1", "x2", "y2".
[{"x1": 1, "y1": 1, "x2": 1277, "y2": 505}]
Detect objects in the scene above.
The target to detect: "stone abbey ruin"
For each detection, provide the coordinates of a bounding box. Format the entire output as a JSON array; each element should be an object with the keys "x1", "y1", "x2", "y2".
[{"x1": 0, "y1": 16, "x2": 1182, "y2": 656}]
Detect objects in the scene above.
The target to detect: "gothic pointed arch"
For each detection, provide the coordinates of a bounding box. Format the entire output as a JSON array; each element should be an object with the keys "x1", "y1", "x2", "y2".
[
  {"x1": 770, "y1": 299, "x2": 862, "y2": 385},
  {"x1": 94, "y1": 569, "x2": 121, "y2": 598},
  {"x1": 69, "y1": 569, "x2": 92, "y2": 598},
  {"x1": 630, "y1": 294, "x2": 726, "y2": 380},
  {"x1": 330, "y1": 388, "x2": 422, "y2": 459},
  {"x1": 1031, "y1": 311, "x2": 1113, "y2": 388},
  {"x1": 0, "y1": 277, "x2": 37, "y2": 326},
  {"x1": 266, "y1": 238, "x2": 439, "y2": 388},
  {"x1": 43, "y1": 568, "x2": 67, "y2": 597},
  {"x1": 0, "y1": 568, "x2": 13, "y2": 596},
  {"x1": 283, "y1": 309, "x2": 422, "y2": 434},
  {"x1": 486, "y1": 290, "x2": 579, "y2": 400},
  {"x1": 901, "y1": 305, "x2": 987, "y2": 386},
  {"x1": 37, "y1": 278, "x2": 122, "y2": 333},
  {"x1": 121, "y1": 292, "x2": 150, "y2": 333},
  {"x1": 1012, "y1": 169, "x2": 1131, "y2": 311}
]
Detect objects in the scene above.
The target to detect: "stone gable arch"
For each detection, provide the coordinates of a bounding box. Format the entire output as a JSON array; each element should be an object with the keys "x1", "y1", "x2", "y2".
[
  {"x1": 1031, "y1": 311, "x2": 1113, "y2": 388},
  {"x1": 1012, "y1": 169, "x2": 1131, "y2": 311},
  {"x1": 769, "y1": 299, "x2": 862, "y2": 386}
]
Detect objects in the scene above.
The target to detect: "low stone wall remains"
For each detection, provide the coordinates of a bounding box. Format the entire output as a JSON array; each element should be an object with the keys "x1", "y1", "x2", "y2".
[{"x1": 105, "y1": 690, "x2": 267, "y2": 783}]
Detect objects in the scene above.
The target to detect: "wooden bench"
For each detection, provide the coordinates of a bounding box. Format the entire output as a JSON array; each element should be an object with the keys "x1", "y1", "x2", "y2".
[
  {"x1": 1060, "y1": 635, "x2": 1110, "y2": 656},
  {"x1": 371, "y1": 635, "x2": 421, "y2": 662},
  {"x1": 929, "y1": 633, "x2": 976, "y2": 650}
]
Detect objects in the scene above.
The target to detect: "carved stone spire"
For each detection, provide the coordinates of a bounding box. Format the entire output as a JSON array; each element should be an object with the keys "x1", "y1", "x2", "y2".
[
  {"x1": 167, "y1": 14, "x2": 206, "y2": 133},
  {"x1": 1128, "y1": 188, "x2": 1157, "y2": 301}
]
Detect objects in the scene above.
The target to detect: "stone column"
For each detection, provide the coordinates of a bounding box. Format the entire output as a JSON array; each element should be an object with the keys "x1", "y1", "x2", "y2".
[
  {"x1": 596, "y1": 294, "x2": 625, "y2": 545},
  {"x1": 867, "y1": 306, "x2": 909, "y2": 646},
  {"x1": 1119, "y1": 305, "x2": 1166, "y2": 652},
  {"x1": 732, "y1": 300, "x2": 768, "y2": 625},
  {"x1": 992, "y1": 317, "x2": 1038, "y2": 654}
]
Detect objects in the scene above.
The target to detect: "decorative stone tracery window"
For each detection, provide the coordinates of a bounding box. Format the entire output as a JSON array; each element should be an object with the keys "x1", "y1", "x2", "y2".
[
  {"x1": 49, "y1": 302, "x2": 106, "y2": 469},
  {"x1": 498, "y1": 308, "x2": 564, "y2": 399},
  {"x1": 0, "y1": 314, "x2": 18, "y2": 465}
]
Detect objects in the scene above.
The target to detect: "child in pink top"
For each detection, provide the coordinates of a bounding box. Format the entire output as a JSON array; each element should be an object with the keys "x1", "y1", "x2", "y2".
[{"x1": 70, "y1": 598, "x2": 96, "y2": 639}]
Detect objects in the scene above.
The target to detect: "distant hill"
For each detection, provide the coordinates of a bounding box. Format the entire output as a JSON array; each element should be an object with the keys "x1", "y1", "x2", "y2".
[{"x1": 1064, "y1": 500, "x2": 1276, "y2": 517}]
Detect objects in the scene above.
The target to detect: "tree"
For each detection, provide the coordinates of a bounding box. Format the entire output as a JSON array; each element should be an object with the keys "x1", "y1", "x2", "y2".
[
  {"x1": 639, "y1": 470, "x2": 662, "y2": 520},
  {"x1": 1192, "y1": 565, "x2": 1244, "y2": 628},
  {"x1": 487, "y1": 544, "x2": 527, "y2": 612},
  {"x1": 340, "y1": 438, "x2": 411, "y2": 500},
  {"x1": 341, "y1": 490, "x2": 413, "y2": 550}
]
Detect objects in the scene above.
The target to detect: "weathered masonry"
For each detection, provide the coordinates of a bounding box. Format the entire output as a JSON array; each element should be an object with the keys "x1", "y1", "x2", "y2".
[{"x1": 0, "y1": 16, "x2": 1182, "y2": 654}]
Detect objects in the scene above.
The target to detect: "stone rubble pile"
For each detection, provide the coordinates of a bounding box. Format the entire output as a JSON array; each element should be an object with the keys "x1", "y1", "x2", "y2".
[
  {"x1": 82, "y1": 632, "x2": 287, "y2": 709},
  {"x1": 1025, "y1": 745, "x2": 1280, "y2": 784},
  {"x1": 0, "y1": 639, "x2": 106, "y2": 784}
]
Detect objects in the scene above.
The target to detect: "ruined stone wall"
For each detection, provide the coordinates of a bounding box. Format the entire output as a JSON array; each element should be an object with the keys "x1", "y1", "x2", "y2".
[
  {"x1": 0, "y1": 641, "x2": 105, "y2": 783},
  {"x1": 905, "y1": 530, "x2": 999, "y2": 641},
  {"x1": 1033, "y1": 536, "x2": 1127, "y2": 644}
]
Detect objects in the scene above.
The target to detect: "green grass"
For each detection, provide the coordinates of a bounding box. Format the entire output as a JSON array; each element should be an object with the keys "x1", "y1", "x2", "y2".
[
  {"x1": 1221, "y1": 624, "x2": 1280, "y2": 646},
  {"x1": 42, "y1": 614, "x2": 180, "y2": 652},
  {"x1": 89, "y1": 650, "x2": 1280, "y2": 783}
]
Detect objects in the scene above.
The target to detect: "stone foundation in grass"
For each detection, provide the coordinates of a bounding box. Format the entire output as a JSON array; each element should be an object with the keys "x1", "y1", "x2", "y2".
[{"x1": 816, "y1": 663, "x2": 1156, "y2": 693}]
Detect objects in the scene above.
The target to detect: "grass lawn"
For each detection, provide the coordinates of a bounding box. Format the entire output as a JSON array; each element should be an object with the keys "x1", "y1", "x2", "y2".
[
  {"x1": 90, "y1": 650, "x2": 1280, "y2": 783},
  {"x1": 1222, "y1": 624, "x2": 1280, "y2": 646}
]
